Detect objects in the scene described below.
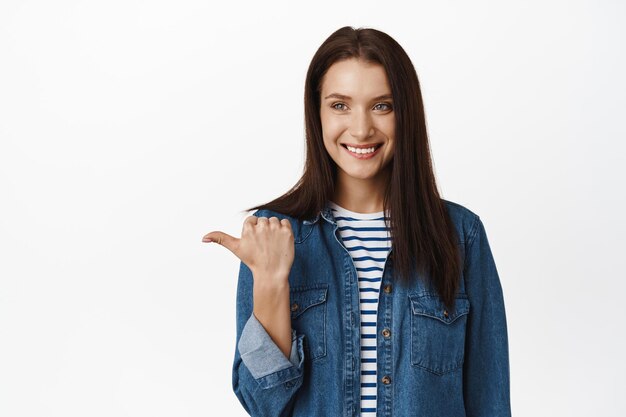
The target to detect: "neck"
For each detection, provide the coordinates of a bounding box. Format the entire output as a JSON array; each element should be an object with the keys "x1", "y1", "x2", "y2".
[{"x1": 333, "y1": 168, "x2": 390, "y2": 213}]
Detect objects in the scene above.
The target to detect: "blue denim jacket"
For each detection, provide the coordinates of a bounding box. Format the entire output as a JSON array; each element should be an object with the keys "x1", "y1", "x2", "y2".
[{"x1": 232, "y1": 199, "x2": 511, "y2": 417}]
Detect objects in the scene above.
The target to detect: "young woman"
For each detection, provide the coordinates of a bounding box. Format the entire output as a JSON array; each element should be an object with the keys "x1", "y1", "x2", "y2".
[{"x1": 203, "y1": 26, "x2": 511, "y2": 417}]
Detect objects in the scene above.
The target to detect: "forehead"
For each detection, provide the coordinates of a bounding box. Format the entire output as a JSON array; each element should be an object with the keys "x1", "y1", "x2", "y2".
[{"x1": 321, "y1": 58, "x2": 391, "y2": 97}]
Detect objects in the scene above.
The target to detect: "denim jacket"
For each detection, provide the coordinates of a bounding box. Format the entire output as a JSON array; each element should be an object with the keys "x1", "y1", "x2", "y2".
[{"x1": 232, "y1": 199, "x2": 511, "y2": 417}]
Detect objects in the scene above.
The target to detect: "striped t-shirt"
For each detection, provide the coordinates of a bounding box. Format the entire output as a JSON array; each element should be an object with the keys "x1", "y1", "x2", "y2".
[{"x1": 329, "y1": 200, "x2": 392, "y2": 417}]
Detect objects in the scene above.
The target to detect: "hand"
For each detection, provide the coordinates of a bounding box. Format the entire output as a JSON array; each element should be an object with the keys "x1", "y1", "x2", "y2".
[{"x1": 202, "y1": 216, "x2": 295, "y2": 285}]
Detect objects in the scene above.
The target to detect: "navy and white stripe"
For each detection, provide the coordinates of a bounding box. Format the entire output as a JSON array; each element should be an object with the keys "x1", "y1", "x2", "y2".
[{"x1": 329, "y1": 200, "x2": 392, "y2": 417}]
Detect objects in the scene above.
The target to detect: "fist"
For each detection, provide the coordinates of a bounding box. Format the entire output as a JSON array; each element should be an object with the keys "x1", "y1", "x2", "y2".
[{"x1": 202, "y1": 215, "x2": 295, "y2": 284}]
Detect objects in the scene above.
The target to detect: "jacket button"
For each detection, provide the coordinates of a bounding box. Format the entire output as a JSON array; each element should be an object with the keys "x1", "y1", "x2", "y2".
[
  {"x1": 382, "y1": 375, "x2": 391, "y2": 385},
  {"x1": 381, "y1": 328, "x2": 391, "y2": 338},
  {"x1": 290, "y1": 303, "x2": 299, "y2": 312},
  {"x1": 383, "y1": 284, "x2": 392, "y2": 294},
  {"x1": 443, "y1": 309, "x2": 449, "y2": 318}
]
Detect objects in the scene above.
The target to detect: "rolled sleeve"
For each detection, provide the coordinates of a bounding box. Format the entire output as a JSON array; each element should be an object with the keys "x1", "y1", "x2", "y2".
[{"x1": 238, "y1": 312, "x2": 301, "y2": 379}]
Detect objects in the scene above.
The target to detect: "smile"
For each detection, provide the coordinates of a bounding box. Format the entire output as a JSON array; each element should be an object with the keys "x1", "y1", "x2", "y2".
[{"x1": 341, "y1": 143, "x2": 383, "y2": 159}]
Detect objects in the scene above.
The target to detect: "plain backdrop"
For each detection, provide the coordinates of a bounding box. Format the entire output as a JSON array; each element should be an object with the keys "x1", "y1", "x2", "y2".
[{"x1": 1, "y1": 1, "x2": 625, "y2": 416}]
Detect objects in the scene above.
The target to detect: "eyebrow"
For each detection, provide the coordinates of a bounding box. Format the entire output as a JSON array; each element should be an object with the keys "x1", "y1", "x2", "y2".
[{"x1": 323, "y1": 93, "x2": 393, "y2": 101}]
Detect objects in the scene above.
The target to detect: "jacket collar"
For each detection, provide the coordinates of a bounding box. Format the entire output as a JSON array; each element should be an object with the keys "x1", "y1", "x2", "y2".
[{"x1": 303, "y1": 202, "x2": 336, "y2": 226}]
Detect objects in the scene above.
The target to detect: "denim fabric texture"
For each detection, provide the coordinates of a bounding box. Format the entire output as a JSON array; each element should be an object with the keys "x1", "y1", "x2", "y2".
[
  {"x1": 238, "y1": 313, "x2": 302, "y2": 379},
  {"x1": 232, "y1": 199, "x2": 511, "y2": 417}
]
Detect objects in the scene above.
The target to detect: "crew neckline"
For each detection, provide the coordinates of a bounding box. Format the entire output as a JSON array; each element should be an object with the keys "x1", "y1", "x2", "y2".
[{"x1": 328, "y1": 200, "x2": 387, "y2": 219}]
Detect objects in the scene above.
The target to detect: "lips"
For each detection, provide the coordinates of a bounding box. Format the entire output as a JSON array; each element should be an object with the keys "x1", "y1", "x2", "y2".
[
  {"x1": 341, "y1": 143, "x2": 383, "y2": 149},
  {"x1": 341, "y1": 143, "x2": 383, "y2": 159}
]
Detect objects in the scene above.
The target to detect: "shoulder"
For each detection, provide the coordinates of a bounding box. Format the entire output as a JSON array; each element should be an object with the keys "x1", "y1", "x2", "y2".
[{"x1": 441, "y1": 198, "x2": 481, "y2": 245}]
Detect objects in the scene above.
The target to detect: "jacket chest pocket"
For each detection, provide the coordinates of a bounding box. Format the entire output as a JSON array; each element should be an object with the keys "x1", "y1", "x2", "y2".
[
  {"x1": 290, "y1": 284, "x2": 328, "y2": 362},
  {"x1": 408, "y1": 293, "x2": 470, "y2": 375}
]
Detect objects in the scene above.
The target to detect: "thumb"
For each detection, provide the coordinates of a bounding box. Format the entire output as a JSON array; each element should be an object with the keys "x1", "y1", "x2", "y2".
[{"x1": 202, "y1": 231, "x2": 240, "y2": 256}]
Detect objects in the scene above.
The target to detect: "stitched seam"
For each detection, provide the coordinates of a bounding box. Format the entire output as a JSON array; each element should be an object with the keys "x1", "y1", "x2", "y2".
[
  {"x1": 295, "y1": 224, "x2": 314, "y2": 244},
  {"x1": 465, "y1": 214, "x2": 481, "y2": 253}
]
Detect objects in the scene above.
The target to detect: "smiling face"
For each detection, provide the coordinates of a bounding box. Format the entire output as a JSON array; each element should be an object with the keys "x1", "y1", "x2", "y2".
[{"x1": 319, "y1": 58, "x2": 395, "y2": 192}]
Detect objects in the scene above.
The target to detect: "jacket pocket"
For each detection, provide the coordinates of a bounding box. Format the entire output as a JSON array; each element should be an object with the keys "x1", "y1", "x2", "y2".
[
  {"x1": 408, "y1": 293, "x2": 470, "y2": 375},
  {"x1": 289, "y1": 284, "x2": 328, "y2": 362}
]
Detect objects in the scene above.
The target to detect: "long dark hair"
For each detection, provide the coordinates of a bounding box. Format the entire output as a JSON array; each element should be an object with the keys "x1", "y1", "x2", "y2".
[{"x1": 244, "y1": 26, "x2": 461, "y2": 310}]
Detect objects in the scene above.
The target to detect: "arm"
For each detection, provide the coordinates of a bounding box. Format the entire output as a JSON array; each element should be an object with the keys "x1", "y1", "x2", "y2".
[
  {"x1": 232, "y1": 260, "x2": 306, "y2": 416},
  {"x1": 462, "y1": 215, "x2": 512, "y2": 417},
  {"x1": 253, "y1": 279, "x2": 293, "y2": 360}
]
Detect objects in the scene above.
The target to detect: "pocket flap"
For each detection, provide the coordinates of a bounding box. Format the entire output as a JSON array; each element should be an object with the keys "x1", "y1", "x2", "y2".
[
  {"x1": 409, "y1": 293, "x2": 470, "y2": 324},
  {"x1": 290, "y1": 285, "x2": 328, "y2": 319}
]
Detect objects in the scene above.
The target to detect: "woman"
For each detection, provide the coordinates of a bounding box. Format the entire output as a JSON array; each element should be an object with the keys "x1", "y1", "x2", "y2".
[{"x1": 202, "y1": 26, "x2": 511, "y2": 417}]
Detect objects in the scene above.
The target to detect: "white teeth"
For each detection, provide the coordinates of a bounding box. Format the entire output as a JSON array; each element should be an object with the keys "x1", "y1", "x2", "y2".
[{"x1": 347, "y1": 145, "x2": 377, "y2": 154}]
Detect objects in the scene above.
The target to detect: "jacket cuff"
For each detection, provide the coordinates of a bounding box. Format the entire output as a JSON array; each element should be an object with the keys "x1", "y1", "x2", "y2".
[{"x1": 238, "y1": 312, "x2": 301, "y2": 380}]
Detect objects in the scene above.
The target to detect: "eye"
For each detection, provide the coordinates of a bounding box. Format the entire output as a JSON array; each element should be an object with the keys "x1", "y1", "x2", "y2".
[
  {"x1": 374, "y1": 102, "x2": 393, "y2": 111},
  {"x1": 331, "y1": 102, "x2": 348, "y2": 111}
]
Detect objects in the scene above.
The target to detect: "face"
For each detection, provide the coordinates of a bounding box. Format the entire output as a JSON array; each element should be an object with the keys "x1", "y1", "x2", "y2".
[{"x1": 319, "y1": 58, "x2": 395, "y2": 185}]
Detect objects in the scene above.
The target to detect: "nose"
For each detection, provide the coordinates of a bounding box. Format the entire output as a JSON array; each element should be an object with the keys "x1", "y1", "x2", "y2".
[{"x1": 349, "y1": 109, "x2": 375, "y2": 140}]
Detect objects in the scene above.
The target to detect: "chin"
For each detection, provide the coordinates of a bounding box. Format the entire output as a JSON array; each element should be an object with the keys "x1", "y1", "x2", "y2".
[{"x1": 342, "y1": 169, "x2": 380, "y2": 180}]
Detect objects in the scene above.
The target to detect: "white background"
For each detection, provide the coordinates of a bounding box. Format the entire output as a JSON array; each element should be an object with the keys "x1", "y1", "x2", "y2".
[{"x1": 1, "y1": 1, "x2": 625, "y2": 416}]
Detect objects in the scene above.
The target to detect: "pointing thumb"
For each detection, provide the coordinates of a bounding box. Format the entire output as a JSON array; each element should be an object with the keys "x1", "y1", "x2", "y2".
[{"x1": 202, "y1": 231, "x2": 240, "y2": 256}]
